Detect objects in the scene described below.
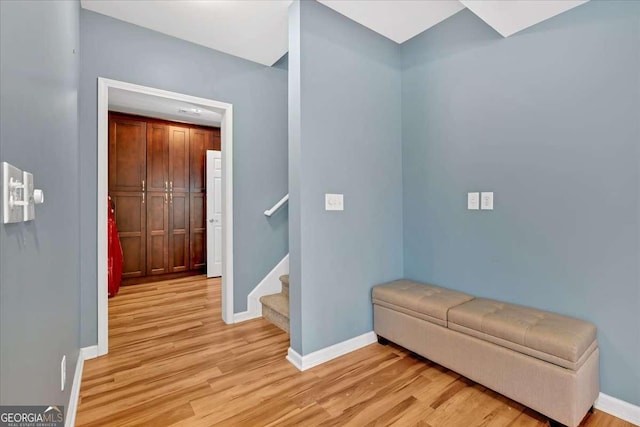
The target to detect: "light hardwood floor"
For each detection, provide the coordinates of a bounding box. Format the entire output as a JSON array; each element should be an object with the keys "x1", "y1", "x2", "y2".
[{"x1": 77, "y1": 276, "x2": 632, "y2": 427}]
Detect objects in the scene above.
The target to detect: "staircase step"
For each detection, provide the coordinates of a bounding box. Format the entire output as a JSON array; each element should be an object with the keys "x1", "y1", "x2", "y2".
[
  {"x1": 280, "y1": 274, "x2": 289, "y2": 296},
  {"x1": 260, "y1": 292, "x2": 289, "y2": 333}
]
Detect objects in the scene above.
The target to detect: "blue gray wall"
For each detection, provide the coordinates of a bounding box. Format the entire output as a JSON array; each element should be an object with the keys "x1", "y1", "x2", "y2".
[
  {"x1": 401, "y1": 1, "x2": 640, "y2": 405},
  {"x1": 79, "y1": 10, "x2": 289, "y2": 346},
  {"x1": 289, "y1": 0, "x2": 403, "y2": 354},
  {"x1": 0, "y1": 0, "x2": 81, "y2": 408}
]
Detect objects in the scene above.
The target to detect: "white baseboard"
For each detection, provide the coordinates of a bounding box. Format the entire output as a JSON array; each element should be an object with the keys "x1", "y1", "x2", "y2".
[
  {"x1": 233, "y1": 310, "x2": 254, "y2": 323},
  {"x1": 286, "y1": 347, "x2": 304, "y2": 370},
  {"x1": 65, "y1": 346, "x2": 99, "y2": 426},
  {"x1": 287, "y1": 331, "x2": 377, "y2": 371},
  {"x1": 233, "y1": 253, "x2": 288, "y2": 323},
  {"x1": 64, "y1": 348, "x2": 86, "y2": 427},
  {"x1": 595, "y1": 392, "x2": 640, "y2": 425},
  {"x1": 81, "y1": 345, "x2": 98, "y2": 360}
]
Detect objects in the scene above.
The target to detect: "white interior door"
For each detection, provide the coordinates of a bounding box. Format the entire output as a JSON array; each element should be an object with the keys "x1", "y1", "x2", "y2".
[{"x1": 206, "y1": 150, "x2": 222, "y2": 277}]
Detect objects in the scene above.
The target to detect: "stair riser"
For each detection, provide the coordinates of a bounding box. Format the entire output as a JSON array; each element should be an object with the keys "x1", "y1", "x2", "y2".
[
  {"x1": 263, "y1": 305, "x2": 289, "y2": 333},
  {"x1": 280, "y1": 274, "x2": 289, "y2": 296}
]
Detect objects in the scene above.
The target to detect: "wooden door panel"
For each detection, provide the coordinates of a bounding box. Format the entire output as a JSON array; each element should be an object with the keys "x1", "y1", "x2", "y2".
[
  {"x1": 169, "y1": 192, "x2": 190, "y2": 272},
  {"x1": 212, "y1": 128, "x2": 221, "y2": 151},
  {"x1": 171, "y1": 233, "x2": 188, "y2": 272},
  {"x1": 189, "y1": 128, "x2": 206, "y2": 192},
  {"x1": 190, "y1": 193, "x2": 206, "y2": 270},
  {"x1": 108, "y1": 115, "x2": 146, "y2": 192},
  {"x1": 169, "y1": 126, "x2": 190, "y2": 193},
  {"x1": 171, "y1": 193, "x2": 189, "y2": 230},
  {"x1": 113, "y1": 194, "x2": 142, "y2": 233},
  {"x1": 147, "y1": 123, "x2": 169, "y2": 193},
  {"x1": 146, "y1": 191, "x2": 169, "y2": 275},
  {"x1": 191, "y1": 232, "x2": 206, "y2": 271},
  {"x1": 110, "y1": 191, "x2": 146, "y2": 278},
  {"x1": 120, "y1": 237, "x2": 145, "y2": 277}
]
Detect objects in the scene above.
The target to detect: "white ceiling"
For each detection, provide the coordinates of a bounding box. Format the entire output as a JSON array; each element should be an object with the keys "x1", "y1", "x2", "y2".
[
  {"x1": 81, "y1": 0, "x2": 292, "y2": 66},
  {"x1": 318, "y1": 1, "x2": 465, "y2": 44},
  {"x1": 81, "y1": 0, "x2": 589, "y2": 66},
  {"x1": 109, "y1": 88, "x2": 222, "y2": 127},
  {"x1": 460, "y1": 0, "x2": 589, "y2": 37}
]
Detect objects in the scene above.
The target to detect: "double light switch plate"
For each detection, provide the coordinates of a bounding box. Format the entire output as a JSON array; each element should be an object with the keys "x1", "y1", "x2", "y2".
[{"x1": 468, "y1": 191, "x2": 494, "y2": 210}]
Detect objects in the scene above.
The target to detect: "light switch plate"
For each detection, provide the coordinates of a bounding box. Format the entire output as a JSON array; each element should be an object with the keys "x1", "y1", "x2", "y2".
[
  {"x1": 467, "y1": 192, "x2": 480, "y2": 210},
  {"x1": 481, "y1": 192, "x2": 494, "y2": 210},
  {"x1": 325, "y1": 193, "x2": 344, "y2": 211},
  {"x1": 3, "y1": 162, "x2": 24, "y2": 224}
]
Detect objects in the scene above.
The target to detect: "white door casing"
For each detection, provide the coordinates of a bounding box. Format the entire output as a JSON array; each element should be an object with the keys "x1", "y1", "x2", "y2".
[
  {"x1": 207, "y1": 150, "x2": 222, "y2": 277},
  {"x1": 97, "y1": 78, "x2": 235, "y2": 356}
]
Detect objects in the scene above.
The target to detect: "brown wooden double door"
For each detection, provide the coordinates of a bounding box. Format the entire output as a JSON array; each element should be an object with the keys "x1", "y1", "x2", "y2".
[
  {"x1": 146, "y1": 124, "x2": 191, "y2": 276},
  {"x1": 108, "y1": 112, "x2": 220, "y2": 281},
  {"x1": 146, "y1": 191, "x2": 190, "y2": 275}
]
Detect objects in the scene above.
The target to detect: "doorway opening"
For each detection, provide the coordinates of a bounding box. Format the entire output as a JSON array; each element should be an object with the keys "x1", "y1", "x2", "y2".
[{"x1": 97, "y1": 78, "x2": 235, "y2": 356}]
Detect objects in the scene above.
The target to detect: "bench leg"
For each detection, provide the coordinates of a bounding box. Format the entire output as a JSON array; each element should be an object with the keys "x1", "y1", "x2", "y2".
[{"x1": 377, "y1": 335, "x2": 389, "y2": 345}]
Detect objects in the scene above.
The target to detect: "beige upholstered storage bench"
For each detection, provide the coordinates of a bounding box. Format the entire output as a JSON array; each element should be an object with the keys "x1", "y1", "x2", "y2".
[{"x1": 372, "y1": 280, "x2": 599, "y2": 427}]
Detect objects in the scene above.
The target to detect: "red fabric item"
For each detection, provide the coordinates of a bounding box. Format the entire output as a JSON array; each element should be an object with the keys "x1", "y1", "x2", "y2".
[{"x1": 108, "y1": 197, "x2": 123, "y2": 297}]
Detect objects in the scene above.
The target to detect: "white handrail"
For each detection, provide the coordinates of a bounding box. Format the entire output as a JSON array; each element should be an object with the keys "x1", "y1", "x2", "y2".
[{"x1": 264, "y1": 194, "x2": 289, "y2": 217}]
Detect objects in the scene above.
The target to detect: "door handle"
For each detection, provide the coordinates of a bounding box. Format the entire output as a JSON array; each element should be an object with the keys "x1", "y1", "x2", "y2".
[
  {"x1": 165, "y1": 193, "x2": 168, "y2": 204},
  {"x1": 170, "y1": 181, "x2": 173, "y2": 192},
  {"x1": 170, "y1": 193, "x2": 173, "y2": 204},
  {"x1": 142, "y1": 192, "x2": 145, "y2": 204},
  {"x1": 142, "y1": 179, "x2": 145, "y2": 192},
  {"x1": 165, "y1": 181, "x2": 168, "y2": 192}
]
